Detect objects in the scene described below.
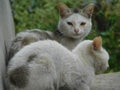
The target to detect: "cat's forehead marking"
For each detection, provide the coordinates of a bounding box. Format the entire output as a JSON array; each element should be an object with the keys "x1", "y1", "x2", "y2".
[{"x1": 66, "y1": 13, "x2": 89, "y2": 22}]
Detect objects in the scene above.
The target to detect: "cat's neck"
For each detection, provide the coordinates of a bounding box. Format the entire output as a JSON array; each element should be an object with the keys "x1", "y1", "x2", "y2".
[{"x1": 53, "y1": 29, "x2": 82, "y2": 50}]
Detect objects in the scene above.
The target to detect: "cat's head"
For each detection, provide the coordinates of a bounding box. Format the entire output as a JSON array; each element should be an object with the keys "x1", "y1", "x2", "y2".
[
  {"x1": 91, "y1": 37, "x2": 109, "y2": 73},
  {"x1": 57, "y1": 3, "x2": 95, "y2": 39},
  {"x1": 73, "y1": 37, "x2": 109, "y2": 73}
]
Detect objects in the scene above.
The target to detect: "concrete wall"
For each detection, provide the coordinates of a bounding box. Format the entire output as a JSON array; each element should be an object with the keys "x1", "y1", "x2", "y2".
[{"x1": 0, "y1": 0, "x2": 15, "y2": 89}]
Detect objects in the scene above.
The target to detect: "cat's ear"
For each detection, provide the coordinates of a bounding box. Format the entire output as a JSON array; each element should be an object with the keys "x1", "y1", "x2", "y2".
[
  {"x1": 92, "y1": 36, "x2": 102, "y2": 51},
  {"x1": 82, "y1": 3, "x2": 95, "y2": 18},
  {"x1": 58, "y1": 3, "x2": 72, "y2": 18}
]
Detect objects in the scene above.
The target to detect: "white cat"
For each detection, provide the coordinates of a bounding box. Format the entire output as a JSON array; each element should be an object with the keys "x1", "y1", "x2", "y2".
[
  {"x1": 8, "y1": 37, "x2": 109, "y2": 90},
  {"x1": 9, "y1": 3, "x2": 95, "y2": 59}
]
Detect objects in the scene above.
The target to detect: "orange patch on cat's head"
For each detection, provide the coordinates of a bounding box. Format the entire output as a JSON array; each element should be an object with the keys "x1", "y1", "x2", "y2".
[{"x1": 93, "y1": 36, "x2": 102, "y2": 50}]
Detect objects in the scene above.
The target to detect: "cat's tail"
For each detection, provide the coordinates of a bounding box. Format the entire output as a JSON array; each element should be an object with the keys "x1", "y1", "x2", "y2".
[{"x1": 7, "y1": 52, "x2": 57, "y2": 90}]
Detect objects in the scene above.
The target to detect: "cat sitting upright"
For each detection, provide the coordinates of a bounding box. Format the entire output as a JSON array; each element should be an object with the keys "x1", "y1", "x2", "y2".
[
  {"x1": 9, "y1": 3, "x2": 95, "y2": 59},
  {"x1": 8, "y1": 37, "x2": 109, "y2": 90}
]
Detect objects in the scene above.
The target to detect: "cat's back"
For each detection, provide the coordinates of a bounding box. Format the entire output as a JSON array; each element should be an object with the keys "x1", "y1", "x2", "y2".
[
  {"x1": 16, "y1": 29, "x2": 54, "y2": 41},
  {"x1": 9, "y1": 39, "x2": 74, "y2": 68},
  {"x1": 14, "y1": 39, "x2": 71, "y2": 59},
  {"x1": 28, "y1": 39, "x2": 67, "y2": 50}
]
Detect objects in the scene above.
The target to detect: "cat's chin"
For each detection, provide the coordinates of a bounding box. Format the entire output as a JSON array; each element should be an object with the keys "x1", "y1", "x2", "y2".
[
  {"x1": 71, "y1": 34, "x2": 83, "y2": 39},
  {"x1": 62, "y1": 33, "x2": 82, "y2": 39}
]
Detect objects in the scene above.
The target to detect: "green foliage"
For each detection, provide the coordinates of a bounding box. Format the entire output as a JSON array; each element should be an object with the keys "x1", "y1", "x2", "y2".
[
  {"x1": 87, "y1": 0, "x2": 120, "y2": 72},
  {"x1": 10, "y1": 0, "x2": 120, "y2": 72},
  {"x1": 11, "y1": 0, "x2": 58, "y2": 33}
]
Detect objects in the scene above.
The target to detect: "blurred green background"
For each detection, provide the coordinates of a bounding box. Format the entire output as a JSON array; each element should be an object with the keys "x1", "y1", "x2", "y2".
[{"x1": 10, "y1": 0, "x2": 120, "y2": 72}]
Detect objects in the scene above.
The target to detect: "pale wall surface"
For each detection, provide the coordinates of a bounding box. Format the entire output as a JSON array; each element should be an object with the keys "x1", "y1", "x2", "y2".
[
  {"x1": 91, "y1": 72, "x2": 120, "y2": 90},
  {"x1": 0, "y1": 0, "x2": 15, "y2": 89}
]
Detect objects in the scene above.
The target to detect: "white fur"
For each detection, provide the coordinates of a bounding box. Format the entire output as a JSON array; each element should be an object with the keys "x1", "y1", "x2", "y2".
[
  {"x1": 58, "y1": 13, "x2": 92, "y2": 39},
  {"x1": 9, "y1": 10, "x2": 92, "y2": 59},
  {"x1": 8, "y1": 39, "x2": 109, "y2": 90}
]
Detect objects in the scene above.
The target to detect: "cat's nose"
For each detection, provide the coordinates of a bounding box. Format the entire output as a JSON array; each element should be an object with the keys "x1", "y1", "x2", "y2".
[{"x1": 74, "y1": 29, "x2": 79, "y2": 34}]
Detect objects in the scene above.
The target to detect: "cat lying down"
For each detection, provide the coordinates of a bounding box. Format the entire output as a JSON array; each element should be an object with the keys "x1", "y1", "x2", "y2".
[
  {"x1": 8, "y1": 37, "x2": 109, "y2": 90},
  {"x1": 9, "y1": 2, "x2": 95, "y2": 59}
]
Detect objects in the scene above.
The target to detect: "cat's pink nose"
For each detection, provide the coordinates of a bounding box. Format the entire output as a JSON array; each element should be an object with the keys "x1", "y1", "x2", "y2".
[{"x1": 74, "y1": 29, "x2": 79, "y2": 34}]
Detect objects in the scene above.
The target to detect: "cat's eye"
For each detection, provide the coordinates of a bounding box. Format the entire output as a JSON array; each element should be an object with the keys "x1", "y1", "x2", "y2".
[
  {"x1": 80, "y1": 22, "x2": 86, "y2": 26},
  {"x1": 67, "y1": 22, "x2": 73, "y2": 26}
]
